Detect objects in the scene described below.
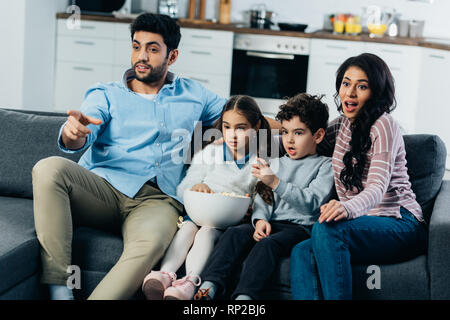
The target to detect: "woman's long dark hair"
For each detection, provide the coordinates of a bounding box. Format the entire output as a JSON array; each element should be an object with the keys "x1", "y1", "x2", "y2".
[{"x1": 334, "y1": 53, "x2": 396, "y2": 192}]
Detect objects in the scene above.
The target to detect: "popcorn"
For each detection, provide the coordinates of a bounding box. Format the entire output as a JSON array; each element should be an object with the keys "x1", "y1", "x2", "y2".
[{"x1": 217, "y1": 192, "x2": 250, "y2": 198}]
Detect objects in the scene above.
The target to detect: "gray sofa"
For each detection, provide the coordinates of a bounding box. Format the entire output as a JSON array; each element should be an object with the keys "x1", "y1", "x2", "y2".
[{"x1": 0, "y1": 107, "x2": 448, "y2": 300}]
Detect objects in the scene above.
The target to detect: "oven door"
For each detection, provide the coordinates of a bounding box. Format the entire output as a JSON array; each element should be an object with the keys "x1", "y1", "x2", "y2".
[{"x1": 231, "y1": 49, "x2": 309, "y2": 117}]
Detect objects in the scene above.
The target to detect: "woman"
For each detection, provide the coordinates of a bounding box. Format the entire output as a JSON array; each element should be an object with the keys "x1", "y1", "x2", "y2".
[{"x1": 289, "y1": 53, "x2": 427, "y2": 300}]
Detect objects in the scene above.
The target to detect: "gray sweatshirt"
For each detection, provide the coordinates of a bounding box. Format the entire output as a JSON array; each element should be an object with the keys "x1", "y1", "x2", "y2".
[{"x1": 251, "y1": 153, "x2": 334, "y2": 227}]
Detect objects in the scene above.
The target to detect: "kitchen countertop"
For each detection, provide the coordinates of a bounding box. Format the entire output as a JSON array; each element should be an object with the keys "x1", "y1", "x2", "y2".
[{"x1": 56, "y1": 13, "x2": 450, "y2": 51}]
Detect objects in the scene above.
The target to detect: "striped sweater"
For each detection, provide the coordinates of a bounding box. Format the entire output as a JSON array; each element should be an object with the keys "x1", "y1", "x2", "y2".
[{"x1": 319, "y1": 113, "x2": 423, "y2": 222}]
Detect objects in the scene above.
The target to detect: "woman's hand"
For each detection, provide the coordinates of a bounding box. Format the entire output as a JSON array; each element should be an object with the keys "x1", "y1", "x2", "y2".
[
  {"x1": 318, "y1": 200, "x2": 348, "y2": 223},
  {"x1": 253, "y1": 219, "x2": 271, "y2": 242},
  {"x1": 191, "y1": 183, "x2": 214, "y2": 193},
  {"x1": 251, "y1": 158, "x2": 279, "y2": 190}
]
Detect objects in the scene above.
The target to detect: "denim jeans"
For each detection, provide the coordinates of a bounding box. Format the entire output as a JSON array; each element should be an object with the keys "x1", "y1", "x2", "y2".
[
  {"x1": 290, "y1": 208, "x2": 427, "y2": 300},
  {"x1": 201, "y1": 221, "x2": 310, "y2": 299}
]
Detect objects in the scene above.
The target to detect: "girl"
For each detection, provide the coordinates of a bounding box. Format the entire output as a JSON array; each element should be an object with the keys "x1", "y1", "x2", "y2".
[
  {"x1": 290, "y1": 53, "x2": 428, "y2": 300},
  {"x1": 141, "y1": 95, "x2": 274, "y2": 300}
]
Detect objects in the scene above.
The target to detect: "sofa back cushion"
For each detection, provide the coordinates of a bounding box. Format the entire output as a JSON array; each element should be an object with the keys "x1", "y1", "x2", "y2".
[
  {"x1": 404, "y1": 134, "x2": 447, "y2": 222},
  {"x1": 0, "y1": 108, "x2": 83, "y2": 198}
]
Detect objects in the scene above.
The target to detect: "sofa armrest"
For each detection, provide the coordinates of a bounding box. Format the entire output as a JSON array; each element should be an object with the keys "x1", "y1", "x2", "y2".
[{"x1": 428, "y1": 179, "x2": 450, "y2": 299}]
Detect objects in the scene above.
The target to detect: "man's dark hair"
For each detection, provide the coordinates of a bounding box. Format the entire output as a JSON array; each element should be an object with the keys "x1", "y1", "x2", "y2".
[
  {"x1": 130, "y1": 13, "x2": 181, "y2": 55},
  {"x1": 276, "y1": 93, "x2": 329, "y2": 134}
]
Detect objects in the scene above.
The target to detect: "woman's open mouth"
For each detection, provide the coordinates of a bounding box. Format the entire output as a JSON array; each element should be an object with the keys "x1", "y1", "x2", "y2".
[{"x1": 344, "y1": 101, "x2": 358, "y2": 112}]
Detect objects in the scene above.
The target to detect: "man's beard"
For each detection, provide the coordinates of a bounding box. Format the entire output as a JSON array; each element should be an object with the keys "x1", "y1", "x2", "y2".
[{"x1": 133, "y1": 59, "x2": 168, "y2": 84}]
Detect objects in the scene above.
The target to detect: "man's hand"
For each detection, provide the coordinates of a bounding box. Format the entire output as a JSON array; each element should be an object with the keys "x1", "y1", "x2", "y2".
[
  {"x1": 251, "y1": 158, "x2": 279, "y2": 190},
  {"x1": 61, "y1": 110, "x2": 102, "y2": 150},
  {"x1": 253, "y1": 219, "x2": 271, "y2": 242},
  {"x1": 318, "y1": 199, "x2": 349, "y2": 223},
  {"x1": 191, "y1": 183, "x2": 214, "y2": 193}
]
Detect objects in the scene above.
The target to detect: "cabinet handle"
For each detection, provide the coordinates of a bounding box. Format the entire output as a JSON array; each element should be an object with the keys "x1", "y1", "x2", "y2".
[
  {"x1": 381, "y1": 48, "x2": 403, "y2": 54},
  {"x1": 326, "y1": 45, "x2": 348, "y2": 50},
  {"x1": 74, "y1": 40, "x2": 95, "y2": 46},
  {"x1": 325, "y1": 62, "x2": 340, "y2": 66},
  {"x1": 429, "y1": 54, "x2": 445, "y2": 60},
  {"x1": 247, "y1": 51, "x2": 294, "y2": 60},
  {"x1": 189, "y1": 77, "x2": 210, "y2": 83},
  {"x1": 191, "y1": 35, "x2": 213, "y2": 39},
  {"x1": 190, "y1": 50, "x2": 212, "y2": 55},
  {"x1": 73, "y1": 66, "x2": 94, "y2": 71}
]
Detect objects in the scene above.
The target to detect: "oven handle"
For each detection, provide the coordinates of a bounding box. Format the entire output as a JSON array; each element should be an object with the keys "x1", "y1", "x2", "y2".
[{"x1": 246, "y1": 51, "x2": 295, "y2": 60}]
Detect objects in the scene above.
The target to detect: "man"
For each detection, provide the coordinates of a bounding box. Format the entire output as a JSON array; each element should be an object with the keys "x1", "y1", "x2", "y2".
[{"x1": 32, "y1": 13, "x2": 280, "y2": 300}]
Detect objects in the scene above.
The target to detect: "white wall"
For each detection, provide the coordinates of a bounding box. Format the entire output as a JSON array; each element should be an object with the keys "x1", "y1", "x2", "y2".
[
  {"x1": 0, "y1": 0, "x2": 26, "y2": 109},
  {"x1": 0, "y1": 0, "x2": 67, "y2": 110}
]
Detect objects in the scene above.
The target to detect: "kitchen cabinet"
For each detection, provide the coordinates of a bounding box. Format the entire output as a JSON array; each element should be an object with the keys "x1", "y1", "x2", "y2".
[
  {"x1": 54, "y1": 21, "x2": 234, "y2": 110},
  {"x1": 307, "y1": 39, "x2": 366, "y2": 121},
  {"x1": 169, "y1": 28, "x2": 234, "y2": 98},
  {"x1": 54, "y1": 19, "x2": 121, "y2": 111},
  {"x1": 415, "y1": 48, "x2": 450, "y2": 169},
  {"x1": 365, "y1": 43, "x2": 422, "y2": 134}
]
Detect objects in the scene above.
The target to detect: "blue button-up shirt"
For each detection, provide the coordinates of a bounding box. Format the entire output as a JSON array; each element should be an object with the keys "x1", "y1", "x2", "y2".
[{"x1": 58, "y1": 69, "x2": 226, "y2": 202}]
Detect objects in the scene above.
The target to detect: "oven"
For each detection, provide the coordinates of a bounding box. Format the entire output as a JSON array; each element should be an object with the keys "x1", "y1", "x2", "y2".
[{"x1": 231, "y1": 33, "x2": 310, "y2": 118}]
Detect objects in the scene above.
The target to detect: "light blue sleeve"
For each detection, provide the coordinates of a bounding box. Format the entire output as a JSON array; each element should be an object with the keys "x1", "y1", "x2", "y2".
[
  {"x1": 57, "y1": 86, "x2": 111, "y2": 153},
  {"x1": 200, "y1": 86, "x2": 226, "y2": 127},
  {"x1": 251, "y1": 193, "x2": 273, "y2": 227},
  {"x1": 273, "y1": 158, "x2": 334, "y2": 216},
  {"x1": 176, "y1": 146, "x2": 214, "y2": 201}
]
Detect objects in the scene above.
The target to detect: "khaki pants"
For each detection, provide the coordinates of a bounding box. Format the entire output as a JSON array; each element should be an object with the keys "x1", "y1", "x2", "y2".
[{"x1": 32, "y1": 156, "x2": 182, "y2": 300}]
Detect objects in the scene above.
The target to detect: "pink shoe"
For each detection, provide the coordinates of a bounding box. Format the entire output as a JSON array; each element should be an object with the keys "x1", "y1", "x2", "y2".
[
  {"x1": 163, "y1": 274, "x2": 201, "y2": 300},
  {"x1": 142, "y1": 270, "x2": 177, "y2": 300}
]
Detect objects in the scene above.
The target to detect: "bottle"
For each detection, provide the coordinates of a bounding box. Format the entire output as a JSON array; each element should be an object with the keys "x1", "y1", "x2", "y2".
[
  {"x1": 158, "y1": 0, "x2": 178, "y2": 18},
  {"x1": 219, "y1": 0, "x2": 231, "y2": 24}
]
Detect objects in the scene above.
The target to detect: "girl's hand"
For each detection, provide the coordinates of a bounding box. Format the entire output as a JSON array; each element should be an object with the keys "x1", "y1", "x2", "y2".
[
  {"x1": 253, "y1": 219, "x2": 271, "y2": 242},
  {"x1": 191, "y1": 183, "x2": 214, "y2": 193},
  {"x1": 318, "y1": 200, "x2": 348, "y2": 223},
  {"x1": 251, "y1": 158, "x2": 279, "y2": 190}
]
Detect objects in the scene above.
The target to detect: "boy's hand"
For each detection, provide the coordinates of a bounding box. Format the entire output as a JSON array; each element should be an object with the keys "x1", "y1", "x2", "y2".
[
  {"x1": 253, "y1": 219, "x2": 271, "y2": 242},
  {"x1": 251, "y1": 158, "x2": 279, "y2": 190},
  {"x1": 191, "y1": 183, "x2": 213, "y2": 193}
]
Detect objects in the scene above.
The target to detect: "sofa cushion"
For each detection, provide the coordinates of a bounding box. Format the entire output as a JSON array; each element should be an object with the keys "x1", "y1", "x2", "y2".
[
  {"x1": 0, "y1": 197, "x2": 39, "y2": 295},
  {"x1": 0, "y1": 108, "x2": 83, "y2": 198},
  {"x1": 72, "y1": 227, "x2": 123, "y2": 273},
  {"x1": 403, "y1": 134, "x2": 447, "y2": 222},
  {"x1": 352, "y1": 255, "x2": 429, "y2": 300}
]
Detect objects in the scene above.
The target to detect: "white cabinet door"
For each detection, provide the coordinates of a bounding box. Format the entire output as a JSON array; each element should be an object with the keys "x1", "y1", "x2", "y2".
[
  {"x1": 54, "y1": 62, "x2": 113, "y2": 111},
  {"x1": 57, "y1": 36, "x2": 115, "y2": 65},
  {"x1": 179, "y1": 28, "x2": 234, "y2": 49},
  {"x1": 307, "y1": 39, "x2": 366, "y2": 121},
  {"x1": 172, "y1": 46, "x2": 233, "y2": 75},
  {"x1": 365, "y1": 43, "x2": 421, "y2": 134},
  {"x1": 307, "y1": 56, "x2": 341, "y2": 120},
  {"x1": 114, "y1": 39, "x2": 132, "y2": 67},
  {"x1": 177, "y1": 72, "x2": 231, "y2": 99},
  {"x1": 416, "y1": 48, "x2": 450, "y2": 169},
  {"x1": 57, "y1": 19, "x2": 115, "y2": 39}
]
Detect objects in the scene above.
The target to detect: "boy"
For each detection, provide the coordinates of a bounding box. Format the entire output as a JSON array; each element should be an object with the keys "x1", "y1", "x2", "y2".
[{"x1": 194, "y1": 93, "x2": 335, "y2": 300}]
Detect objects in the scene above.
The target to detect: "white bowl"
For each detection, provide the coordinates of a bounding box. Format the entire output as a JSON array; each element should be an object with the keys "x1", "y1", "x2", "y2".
[{"x1": 183, "y1": 189, "x2": 251, "y2": 229}]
